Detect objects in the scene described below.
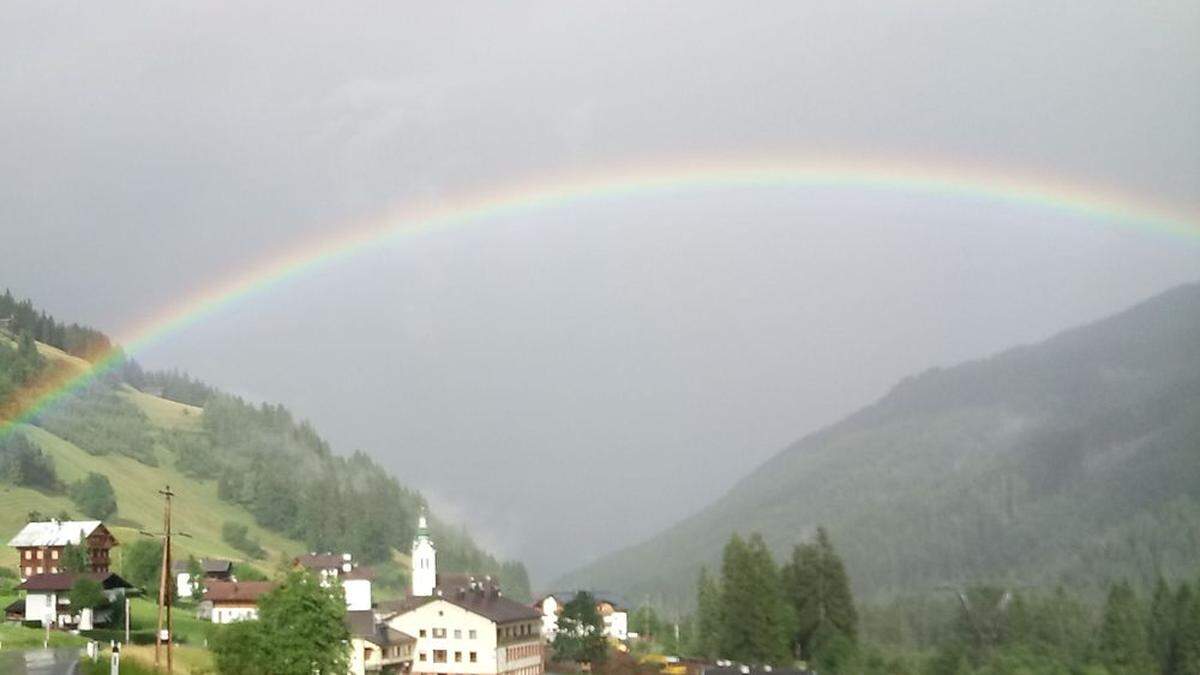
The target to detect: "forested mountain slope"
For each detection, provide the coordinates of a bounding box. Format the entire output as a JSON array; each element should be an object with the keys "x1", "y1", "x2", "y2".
[
  {"x1": 557, "y1": 283, "x2": 1200, "y2": 609},
  {"x1": 0, "y1": 292, "x2": 530, "y2": 599}
]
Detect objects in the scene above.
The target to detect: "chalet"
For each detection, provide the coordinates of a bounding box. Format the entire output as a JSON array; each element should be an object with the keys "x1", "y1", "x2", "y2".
[
  {"x1": 200, "y1": 580, "x2": 276, "y2": 624},
  {"x1": 13, "y1": 571, "x2": 133, "y2": 629},
  {"x1": 171, "y1": 558, "x2": 233, "y2": 599},
  {"x1": 346, "y1": 609, "x2": 416, "y2": 675},
  {"x1": 8, "y1": 520, "x2": 118, "y2": 579},
  {"x1": 376, "y1": 515, "x2": 544, "y2": 675},
  {"x1": 535, "y1": 591, "x2": 629, "y2": 641}
]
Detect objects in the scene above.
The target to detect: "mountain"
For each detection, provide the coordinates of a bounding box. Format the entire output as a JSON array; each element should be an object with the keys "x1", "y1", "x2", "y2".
[
  {"x1": 555, "y1": 283, "x2": 1200, "y2": 609},
  {"x1": 0, "y1": 292, "x2": 530, "y2": 599}
]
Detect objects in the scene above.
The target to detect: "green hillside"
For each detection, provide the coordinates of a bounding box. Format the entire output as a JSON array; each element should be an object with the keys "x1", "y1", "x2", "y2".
[
  {"x1": 556, "y1": 282, "x2": 1200, "y2": 609},
  {"x1": 0, "y1": 293, "x2": 531, "y2": 597}
]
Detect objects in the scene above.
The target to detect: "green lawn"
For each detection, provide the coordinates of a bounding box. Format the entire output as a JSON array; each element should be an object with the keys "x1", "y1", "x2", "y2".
[
  {"x1": 127, "y1": 597, "x2": 215, "y2": 646},
  {"x1": 0, "y1": 421, "x2": 303, "y2": 579},
  {"x1": 0, "y1": 623, "x2": 87, "y2": 649}
]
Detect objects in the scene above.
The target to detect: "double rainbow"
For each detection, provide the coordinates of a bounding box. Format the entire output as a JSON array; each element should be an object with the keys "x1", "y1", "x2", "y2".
[{"x1": 3, "y1": 158, "x2": 1198, "y2": 437}]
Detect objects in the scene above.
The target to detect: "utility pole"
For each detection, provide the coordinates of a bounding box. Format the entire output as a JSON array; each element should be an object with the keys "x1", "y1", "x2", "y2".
[{"x1": 140, "y1": 485, "x2": 190, "y2": 674}]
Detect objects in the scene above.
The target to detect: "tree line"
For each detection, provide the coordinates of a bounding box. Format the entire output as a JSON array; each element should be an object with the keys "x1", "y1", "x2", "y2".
[{"x1": 0, "y1": 289, "x2": 112, "y2": 360}]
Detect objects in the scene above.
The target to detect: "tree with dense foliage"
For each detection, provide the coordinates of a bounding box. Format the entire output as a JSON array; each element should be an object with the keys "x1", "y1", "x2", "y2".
[
  {"x1": 60, "y1": 542, "x2": 89, "y2": 573},
  {"x1": 1149, "y1": 577, "x2": 1176, "y2": 674},
  {"x1": 222, "y1": 521, "x2": 266, "y2": 559},
  {"x1": 781, "y1": 527, "x2": 857, "y2": 662},
  {"x1": 211, "y1": 570, "x2": 348, "y2": 675},
  {"x1": 68, "y1": 471, "x2": 117, "y2": 519},
  {"x1": 718, "y1": 533, "x2": 792, "y2": 665},
  {"x1": 631, "y1": 605, "x2": 662, "y2": 641},
  {"x1": 121, "y1": 538, "x2": 163, "y2": 591},
  {"x1": 692, "y1": 566, "x2": 722, "y2": 659},
  {"x1": 553, "y1": 591, "x2": 609, "y2": 665},
  {"x1": 1172, "y1": 582, "x2": 1200, "y2": 675},
  {"x1": 69, "y1": 577, "x2": 106, "y2": 611},
  {"x1": 1097, "y1": 580, "x2": 1153, "y2": 674},
  {"x1": 0, "y1": 431, "x2": 57, "y2": 489}
]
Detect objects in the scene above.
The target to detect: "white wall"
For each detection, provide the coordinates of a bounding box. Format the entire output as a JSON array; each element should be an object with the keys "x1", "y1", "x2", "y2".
[
  {"x1": 211, "y1": 606, "x2": 259, "y2": 624},
  {"x1": 388, "y1": 599, "x2": 501, "y2": 674},
  {"x1": 25, "y1": 592, "x2": 57, "y2": 627},
  {"x1": 604, "y1": 611, "x2": 628, "y2": 641},
  {"x1": 344, "y1": 578, "x2": 372, "y2": 611},
  {"x1": 176, "y1": 572, "x2": 193, "y2": 599}
]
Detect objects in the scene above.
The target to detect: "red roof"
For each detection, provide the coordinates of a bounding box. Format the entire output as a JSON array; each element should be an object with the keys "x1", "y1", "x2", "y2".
[{"x1": 203, "y1": 580, "x2": 276, "y2": 603}]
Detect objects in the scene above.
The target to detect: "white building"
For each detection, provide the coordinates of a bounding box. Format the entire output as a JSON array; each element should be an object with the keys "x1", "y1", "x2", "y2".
[
  {"x1": 412, "y1": 513, "x2": 436, "y2": 597},
  {"x1": 15, "y1": 571, "x2": 132, "y2": 628},
  {"x1": 534, "y1": 592, "x2": 629, "y2": 641},
  {"x1": 378, "y1": 516, "x2": 544, "y2": 675},
  {"x1": 201, "y1": 580, "x2": 276, "y2": 624},
  {"x1": 294, "y1": 551, "x2": 374, "y2": 612},
  {"x1": 171, "y1": 558, "x2": 233, "y2": 599},
  {"x1": 346, "y1": 609, "x2": 415, "y2": 675}
]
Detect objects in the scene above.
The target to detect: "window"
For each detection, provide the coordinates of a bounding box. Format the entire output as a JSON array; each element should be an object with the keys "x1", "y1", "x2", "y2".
[
  {"x1": 24, "y1": 566, "x2": 32, "y2": 576},
  {"x1": 433, "y1": 650, "x2": 447, "y2": 663},
  {"x1": 455, "y1": 651, "x2": 462, "y2": 662},
  {"x1": 36, "y1": 566, "x2": 43, "y2": 574},
  {"x1": 433, "y1": 628, "x2": 447, "y2": 638},
  {"x1": 24, "y1": 550, "x2": 31, "y2": 560},
  {"x1": 419, "y1": 653, "x2": 427, "y2": 662},
  {"x1": 470, "y1": 652, "x2": 478, "y2": 663},
  {"x1": 454, "y1": 629, "x2": 462, "y2": 639},
  {"x1": 50, "y1": 550, "x2": 59, "y2": 560},
  {"x1": 420, "y1": 629, "x2": 427, "y2": 638},
  {"x1": 36, "y1": 550, "x2": 43, "y2": 560},
  {"x1": 468, "y1": 630, "x2": 477, "y2": 639}
]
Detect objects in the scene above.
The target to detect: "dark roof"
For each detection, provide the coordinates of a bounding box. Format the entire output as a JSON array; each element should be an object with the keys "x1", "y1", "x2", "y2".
[
  {"x1": 295, "y1": 553, "x2": 349, "y2": 570},
  {"x1": 444, "y1": 588, "x2": 541, "y2": 623},
  {"x1": 18, "y1": 572, "x2": 133, "y2": 592},
  {"x1": 4, "y1": 598, "x2": 25, "y2": 616},
  {"x1": 377, "y1": 596, "x2": 430, "y2": 617},
  {"x1": 343, "y1": 566, "x2": 375, "y2": 581},
  {"x1": 346, "y1": 610, "x2": 415, "y2": 647},
  {"x1": 202, "y1": 580, "x2": 276, "y2": 603}
]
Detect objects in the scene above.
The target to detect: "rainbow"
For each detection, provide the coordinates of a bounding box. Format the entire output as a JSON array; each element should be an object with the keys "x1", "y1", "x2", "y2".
[{"x1": 2, "y1": 157, "x2": 1198, "y2": 437}]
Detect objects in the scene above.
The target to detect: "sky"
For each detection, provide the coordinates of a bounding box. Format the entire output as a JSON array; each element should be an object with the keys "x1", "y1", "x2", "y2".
[{"x1": 1, "y1": 1, "x2": 1198, "y2": 583}]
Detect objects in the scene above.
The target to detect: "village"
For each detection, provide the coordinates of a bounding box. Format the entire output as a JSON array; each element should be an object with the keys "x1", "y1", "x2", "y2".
[{"x1": 1, "y1": 510, "x2": 792, "y2": 675}]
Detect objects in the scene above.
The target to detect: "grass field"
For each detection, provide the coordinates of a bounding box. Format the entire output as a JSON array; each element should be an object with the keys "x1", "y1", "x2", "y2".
[
  {"x1": 127, "y1": 597, "x2": 215, "y2": 646},
  {"x1": 0, "y1": 348, "x2": 305, "y2": 578},
  {"x1": 0, "y1": 623, "x2": 87, "y2": 649}
]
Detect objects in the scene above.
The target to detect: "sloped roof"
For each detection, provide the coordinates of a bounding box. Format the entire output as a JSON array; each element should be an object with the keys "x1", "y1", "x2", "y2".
[
  {"x1": 384, "y1": 590, "x2": 540, "y2": 624},
  {"x1": 7, "y1": 521, "x2": 103, "y2": 547},
  {"x1": 295, "y1": 553, "x2": 350, "y2": 570},
  {"x1": 18, "y1": 572, "x2": 133, "y2": 592},
  {"x1": 346, "y1": 610, "x2": 416, "y2": 646},
  {"x1": 202, "y1": 580, "x2": 276, "y2": 603}
]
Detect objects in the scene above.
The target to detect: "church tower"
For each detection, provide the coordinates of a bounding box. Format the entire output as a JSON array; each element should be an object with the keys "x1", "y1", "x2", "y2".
[{"x1": 411, "y1": 511, "x2": 436, "y2": 597}]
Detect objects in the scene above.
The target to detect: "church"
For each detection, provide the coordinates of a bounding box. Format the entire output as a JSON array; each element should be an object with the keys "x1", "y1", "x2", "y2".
[{"x1": 378, "y1": 514, "x2": 544, "y2": 675}]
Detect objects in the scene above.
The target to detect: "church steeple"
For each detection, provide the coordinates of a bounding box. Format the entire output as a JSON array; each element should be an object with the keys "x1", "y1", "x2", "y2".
[{"x1": 411, "y1": 510, "x2": 436, "y2": 597}]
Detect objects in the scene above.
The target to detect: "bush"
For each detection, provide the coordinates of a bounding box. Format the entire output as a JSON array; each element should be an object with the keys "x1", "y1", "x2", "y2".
[
  {"x1": 222, "y1": 522, "x2": 266, "y2": 560},
  {"x1": 69, "y1": 472, "x2": 118, "y2": 519},
  {"x1": 0, "y1": 431, "x2": 58, "y2": 490}
]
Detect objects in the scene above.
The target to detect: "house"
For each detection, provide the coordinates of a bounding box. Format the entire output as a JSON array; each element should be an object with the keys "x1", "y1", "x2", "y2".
[
  {"x1": 294, "y1": 551, "x2": 374, "y2": 611},
  {"x1": 346, "y1": 609, "x2": 416, "y2": 675},
  {"x1": 200, "y1": 580, "x2": 276, "y2": 624},
  {"x1": 377, "y1": 515, "x2": 544, "y2": 675},
  {"x1": 14, "y1": 571, "x2": 133, "y2": 629},
  {"x1": 172, "y1": 558, "x2": 233, "y2": 599},
  {"x1": 535, "y1": 591, "x2": 629, "y2": 641},
  {"x1": 702, "y1": 666, "x2": 814, "y2": 675},
  {"x1": 8, "y1": 520, "x2": 118, "y2": 579}
]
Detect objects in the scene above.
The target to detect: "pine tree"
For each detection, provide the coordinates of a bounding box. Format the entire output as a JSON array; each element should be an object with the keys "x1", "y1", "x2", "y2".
[
  {"x1": 1097, "y1": 580, "x2": 1153, "y2": 674},
  {"x1": 717, "y1": 533, "x2": 791, "y2": 665},
  {"x1": 1172, "y1": 583, "x2": 1200, "y2": 675},
  {"x1": 1150, "y1": 577, "x2": 1176, "y2": 674},
  {"x1": 781, "y1": 527, "x2": 858, "y2": 662},
  {"x1": 693, "y1": 566, "x2": 722, "y2": 659}
]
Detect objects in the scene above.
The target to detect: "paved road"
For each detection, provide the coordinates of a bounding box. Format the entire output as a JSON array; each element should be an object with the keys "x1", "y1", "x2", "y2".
[{"x1": 0, "y1": 648, "x2": 82, "y2": 674}]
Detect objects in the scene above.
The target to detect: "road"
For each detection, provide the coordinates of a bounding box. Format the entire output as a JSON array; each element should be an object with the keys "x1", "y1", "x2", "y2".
[{"x1": 0, "y1": 648, "x2": 83, "y2": 674}]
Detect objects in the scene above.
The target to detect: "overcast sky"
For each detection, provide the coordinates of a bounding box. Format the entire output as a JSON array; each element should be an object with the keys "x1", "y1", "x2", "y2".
[{"x1": 2, "y1": 2, "x2": 1198, "y2": 583}]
